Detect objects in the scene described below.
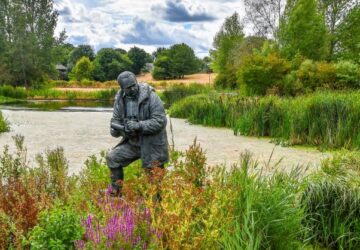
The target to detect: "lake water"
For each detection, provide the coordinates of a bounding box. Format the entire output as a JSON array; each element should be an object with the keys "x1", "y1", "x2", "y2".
[{"x1": 0, "y1": 101, "x2": 327, "y2": 174}]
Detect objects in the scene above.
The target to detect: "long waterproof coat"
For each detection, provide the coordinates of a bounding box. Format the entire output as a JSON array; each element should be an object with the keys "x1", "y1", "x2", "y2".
[{"x1": 110, "y1": 83, "x2": 169, "y2": 168}]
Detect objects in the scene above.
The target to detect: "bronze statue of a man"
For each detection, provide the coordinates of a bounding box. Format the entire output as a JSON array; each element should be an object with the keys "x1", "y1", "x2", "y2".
[{"x1": 106, "y1": 71, "x2": 169, "y2": 196}]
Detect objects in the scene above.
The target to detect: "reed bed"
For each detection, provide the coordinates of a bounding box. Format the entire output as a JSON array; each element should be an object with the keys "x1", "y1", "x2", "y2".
[
  {"x1": 170, "y1": 91, "x2": 360, "y2": 149},
  {"x1": 0, "y1": 85, "x2": 117, "y2": 101},
  {"x1": 161, "y1": 83, "x2": 213, "y2": 108}
]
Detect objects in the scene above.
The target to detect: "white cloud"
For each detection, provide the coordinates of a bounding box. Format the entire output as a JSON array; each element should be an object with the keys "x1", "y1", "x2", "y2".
[{"x1": 54, "y1": 0, "x2": 247, "y2": 57}]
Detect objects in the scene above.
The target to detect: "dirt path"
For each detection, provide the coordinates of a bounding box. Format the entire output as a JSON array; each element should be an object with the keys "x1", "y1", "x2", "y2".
[{"x1": 0, "y1": 110, "x2": 328, "y2": 174}]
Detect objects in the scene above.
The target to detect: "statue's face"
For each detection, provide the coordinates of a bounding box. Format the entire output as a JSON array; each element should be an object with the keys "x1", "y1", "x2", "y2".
[{"x1": 124, "y1": 83, "x2": 139, "y2": 98}]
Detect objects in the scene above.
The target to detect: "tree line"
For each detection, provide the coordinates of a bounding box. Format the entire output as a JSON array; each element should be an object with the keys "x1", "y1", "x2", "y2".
[
  {"x1": 0, "y1": 0, "x2": 206, "y2": 87},
  {"x1": 64, "y1": 45, "x2": 153, "y2": 82},
  {"x1": 212, "y1": 0, "x2": 360, "y2": 93},
  {"x1": 67, "y1": 43, "x2": 206, "y2": 82}
]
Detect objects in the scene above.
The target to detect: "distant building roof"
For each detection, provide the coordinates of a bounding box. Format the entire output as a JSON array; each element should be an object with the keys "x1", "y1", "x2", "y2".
[{"x1": 56, "y1": 64, "x2": 67, "y2": 71}]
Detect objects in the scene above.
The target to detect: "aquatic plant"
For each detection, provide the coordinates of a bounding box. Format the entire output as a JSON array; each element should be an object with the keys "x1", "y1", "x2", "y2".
[
  {"x1": 170, "y1": 91, "x2": 360, "y2": 149},
  {"x1": 161, "y1": 83, "x2": 212, "y2": 108}
]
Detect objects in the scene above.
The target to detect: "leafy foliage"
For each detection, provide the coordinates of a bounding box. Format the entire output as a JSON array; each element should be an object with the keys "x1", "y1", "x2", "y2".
[
  {"x1": 278, "y1": 0, "x2": 329, "y2": 60},
  {"x1": 69, "y1": 57, "x2": 94, "y2": 81},
  {"x1": 0, "y1": 0, "x2": 59, "y2": 87},
  {"x1": 128, "y1": 47, "x2": 152, "y2": 75},
  {"x1": 28, "y1": 206, "x2": 83, "y2": 250},
  {"x1": 211, "y1": 12, "x2": 245, "y2": 89},
  {"x1": 152, "y1": 43, "x2": 200, "y2": 80},
  {"x1": 238, "y1": 52, "x2": 291, "y2": 95},
  {"x1": 68, "y1": 45, "x2": 95, "y2": 70},
  {"x1": 320, "y1": 0, "x2": 357, "y2": 60},
  {"x1": 336, "y1": 6, "x2": 360, "y2": 63},
  {"x1": 92, "y1": 48, "x2": 133, "y2": 81}
]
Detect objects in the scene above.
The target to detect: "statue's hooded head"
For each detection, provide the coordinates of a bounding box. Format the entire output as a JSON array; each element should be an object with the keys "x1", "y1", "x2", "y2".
[{"x1": 117, "y1": 71, "x2": 139, "y2": 97}]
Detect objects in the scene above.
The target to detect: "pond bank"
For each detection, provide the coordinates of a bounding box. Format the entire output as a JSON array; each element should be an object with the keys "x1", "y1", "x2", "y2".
[{"x1": 0, "y1": 110, "x2": 327, "y2": 174}]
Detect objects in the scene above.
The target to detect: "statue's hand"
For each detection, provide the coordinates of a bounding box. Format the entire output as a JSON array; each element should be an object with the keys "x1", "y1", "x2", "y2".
[{"x1": 126, "y1": 120, "x2": 141, "y2": 132}]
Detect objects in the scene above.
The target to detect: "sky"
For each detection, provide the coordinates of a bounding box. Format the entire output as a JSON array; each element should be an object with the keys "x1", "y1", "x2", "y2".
[{"x1": 54, "y1": 0, "x2": 247, "y2": 58}]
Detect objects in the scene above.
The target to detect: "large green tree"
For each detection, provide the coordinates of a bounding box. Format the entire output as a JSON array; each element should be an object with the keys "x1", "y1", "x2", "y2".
[
  {"x1": 152, "y1": 55, "x2": 173, "y2": 80},
  {"x1": 168, "y1": 43, "x2": 199, "y2": 78},
  {"x1": 92, "y1": 48, "x2": 132, "y2": 81},
  {"x1": 67, "y1": 45, "x2": 95, "y2": 70},
  {"x1": 278, "y1": 0, "x2": 328, "y2": 60},
  {"x1": 127, "y1": 46, "x2": 152, "y2": 75},
  {"x1": 68, "y1": 56, "x2": 93, "y2": 81},
  {"x1": 0, "y1": 0, "x2": 59, "y2": 87},
  {"x1": 320, "y1": 0, "x2": 357, "y2": 60},
  {"x1": 336, "y1": 6, "x2": 360, "y2": 63},
  {"x1": 211, "y1": 12, "x2": 245, "y2": 88},
  {"x1": 152, "y1": 43, "x2": 199, "y2": 80}
]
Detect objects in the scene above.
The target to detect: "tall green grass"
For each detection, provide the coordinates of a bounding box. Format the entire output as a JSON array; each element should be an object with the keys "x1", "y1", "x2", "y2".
[
  {"x1": 302, "y1": 152, "x2": 360, "y2": 249},
  {"x1": 0, "y1": 85, "x2": 117, "y2": 100},
  {"x1": 169, "y1": 91, "x2": 360, "y2": 149},
  {"x1": 0, "y1": 111, "x2": 9, "y2": 133},
  {"x1": 220, "y1": 153, "x2": 305, "y2": 250},
  {"x1": 0, "y1": 85, "x2": 28, "y2": 99},
  {"x1": 161, "y1": 83, "x2": 213, "y2": 108}
]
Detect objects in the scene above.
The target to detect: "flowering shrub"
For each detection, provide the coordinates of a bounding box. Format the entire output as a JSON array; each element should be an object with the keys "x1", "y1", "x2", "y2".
[
  {"x1": 75, "y1": 186, "x2": 161, "y2": 249},
  {"x1": 2, "y1": 135, "x2": 360, "y2": 249}
]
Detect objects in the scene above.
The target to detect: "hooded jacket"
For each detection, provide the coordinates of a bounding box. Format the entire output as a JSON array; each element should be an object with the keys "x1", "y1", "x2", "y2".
[{"x1": 110, "y1": 83, "x2": 169, "y2": 168}]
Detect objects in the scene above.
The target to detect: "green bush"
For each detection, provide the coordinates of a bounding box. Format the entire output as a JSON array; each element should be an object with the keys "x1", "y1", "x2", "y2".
[
  {"x1": 152, "y1": 57, "x2": 171, "y2": 80},
  {"x1": 291, "y1": 60, "x2": 359, "y2": 94},
  {"x1": 296, "y1": 59, "x2": 318, "y2": 91},
  {"x1": 214, "y1": 67, "x2": 238, "y2": 89},
  {"x1": 232, "y1": 52, "x2": 360, "y2": 96},
  {"x1": 238, "y1": 53, "x2": 291, "y2": 95},
  {"x1": 335, "y1": 61, "x2": 360, "y2": 89},
  {"x1": 80, "y1": 79, "x2": 93, "y2": 86},
  {"x1": 28, "y1": 206, "x2": 83, "y2": 250},
  {"x1": 315, "y1": 61, "x2": 337, "y2": 89},
  {"x1": 69, "y1": 56, "x2": 94, "y2": 81}
]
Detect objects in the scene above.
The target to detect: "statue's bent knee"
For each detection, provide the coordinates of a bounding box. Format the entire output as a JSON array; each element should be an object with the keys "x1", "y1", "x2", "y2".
[{"x1": 106, "y1": 150, "x2": 118, "y2": 169}]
